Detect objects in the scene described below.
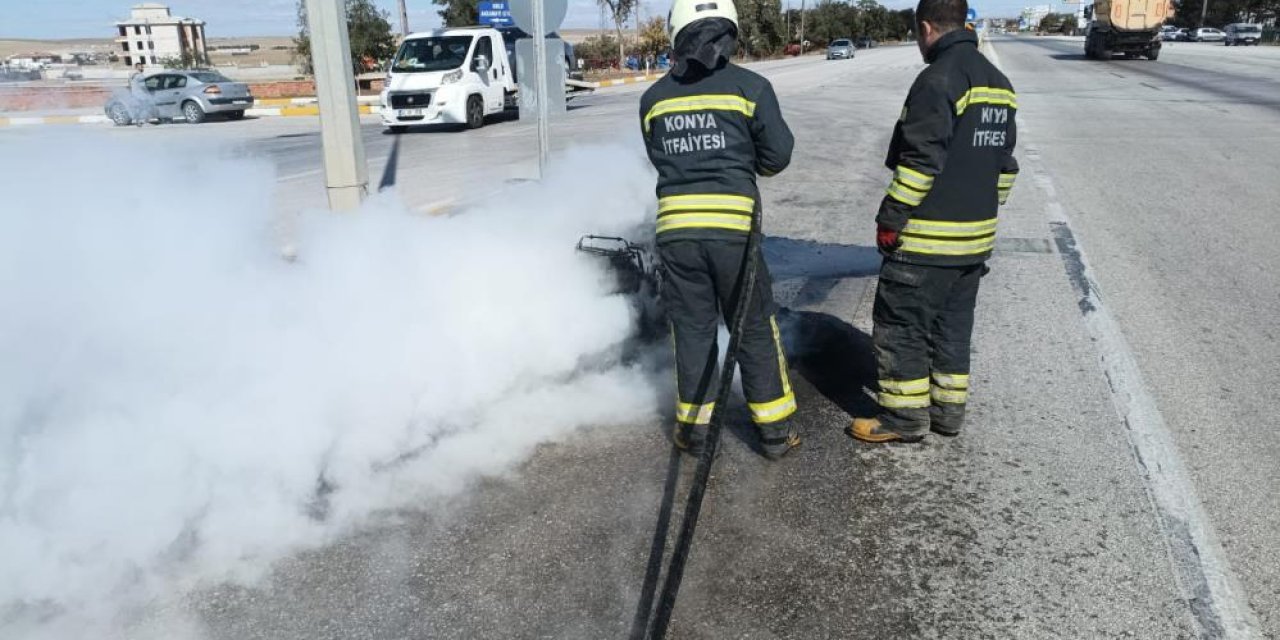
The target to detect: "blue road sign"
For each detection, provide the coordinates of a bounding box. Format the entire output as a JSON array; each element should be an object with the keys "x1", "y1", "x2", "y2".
[
  {"x1": 967, "y1": 7, "x2": 978, "y2": 20},
  {"x1": 478, "y1": 1, "x2": 513, "y2": 26}
]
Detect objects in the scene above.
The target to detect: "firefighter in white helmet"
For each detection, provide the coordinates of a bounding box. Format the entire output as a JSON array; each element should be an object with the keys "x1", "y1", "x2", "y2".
[{"x1": 639, "y1": 0, "x2": 799, "y2": 459}]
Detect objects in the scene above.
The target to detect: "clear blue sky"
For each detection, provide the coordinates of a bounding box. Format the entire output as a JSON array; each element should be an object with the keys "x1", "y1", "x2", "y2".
[{"x1": 2, "y1": 0, "x2": 1030, "y2": 40}]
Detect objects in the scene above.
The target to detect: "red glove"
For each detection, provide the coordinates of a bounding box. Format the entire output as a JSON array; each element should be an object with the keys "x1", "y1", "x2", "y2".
[{"x1": 876, "y1": 224, "x2": 901, "y2": 253}]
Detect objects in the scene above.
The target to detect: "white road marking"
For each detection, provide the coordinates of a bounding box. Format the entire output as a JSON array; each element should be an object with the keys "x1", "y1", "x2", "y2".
[{"x1": 989, "y1": 38, "x2": 1263, "y2": 639}]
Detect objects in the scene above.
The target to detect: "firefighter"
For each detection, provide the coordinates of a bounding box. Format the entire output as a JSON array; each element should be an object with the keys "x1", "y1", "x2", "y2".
[
  {"x1": 639, "y1": 0, "x2": 799, "y2": 459},
  {"x1": 850, "y1": 0, "x2": 1018, "y2": 443}
]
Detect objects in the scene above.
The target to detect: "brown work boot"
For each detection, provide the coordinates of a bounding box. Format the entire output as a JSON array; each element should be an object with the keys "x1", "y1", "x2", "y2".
[
  {"x1": 673, "y1": 424, "x2": 707, "y2": 456},
  {"x1": 848, "y1": 417, "x2": 925, "y2": 443}
]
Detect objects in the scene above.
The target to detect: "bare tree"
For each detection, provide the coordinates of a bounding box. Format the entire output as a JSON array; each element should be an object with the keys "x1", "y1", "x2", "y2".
[{"x1": 598, "y1": 0, "x2": 638, "y2": 67}]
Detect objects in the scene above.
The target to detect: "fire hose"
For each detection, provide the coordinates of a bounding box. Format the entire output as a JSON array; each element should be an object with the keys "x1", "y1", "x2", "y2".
[{"x1": 640, "y1": 205, "x2": 764, "y2": 640}]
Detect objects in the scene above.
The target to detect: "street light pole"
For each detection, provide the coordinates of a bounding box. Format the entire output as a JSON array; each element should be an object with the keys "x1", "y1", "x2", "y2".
[
  {"x1": 1198, "y1": 0, "x2": 1208, "y2": 27},
  {"x1": 305, "y1": 0, "x2": 368, "y2": 211},
  {"x1": 532, "y1": 0, "x2": 551, "y2": 172},
  {"x1": 399, "y1": 0, "x2": 411, "y2": 36}
]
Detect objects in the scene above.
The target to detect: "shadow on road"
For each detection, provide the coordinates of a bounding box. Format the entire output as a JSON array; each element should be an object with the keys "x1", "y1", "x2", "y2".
[{"x1": 779, "y1": 308, "x2": 878, "y2": 419}]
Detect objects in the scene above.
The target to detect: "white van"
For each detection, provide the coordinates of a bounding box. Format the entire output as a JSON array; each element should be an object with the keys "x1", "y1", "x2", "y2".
[
  {"x1": 1224, "y1": 23, "x2": 1263, "y2": 46},
  {"x1": 380, "y1": 27, "x2": 515, "y2": 133}
]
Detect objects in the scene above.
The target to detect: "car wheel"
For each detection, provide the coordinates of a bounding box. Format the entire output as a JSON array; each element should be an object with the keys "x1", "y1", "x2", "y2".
[
  {"x1": 465, "y1": 95, "x2": 484, "y2": 130},
  {"x1": 226, "y1": 110, "x2": 245, "y2": 120},
  {"x1": 182, "y1": 100, "x2": 206, "y2": 124},
  {"x1": 108, "y1": 103, "x2": 133, "y2": 126},
  {"x1": 389, "y1": 125, "x2": 408, "y2": 134}
]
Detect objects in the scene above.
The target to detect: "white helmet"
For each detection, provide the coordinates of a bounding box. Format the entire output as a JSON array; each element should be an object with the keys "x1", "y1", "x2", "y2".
[{"x1": 668, "y1": 0, "x2": 739, "y2": 40}]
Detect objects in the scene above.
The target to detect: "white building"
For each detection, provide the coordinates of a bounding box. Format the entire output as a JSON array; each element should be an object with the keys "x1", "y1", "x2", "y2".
[{"x1": 115, "y1": 4, "x2": 208, "y2": 67}]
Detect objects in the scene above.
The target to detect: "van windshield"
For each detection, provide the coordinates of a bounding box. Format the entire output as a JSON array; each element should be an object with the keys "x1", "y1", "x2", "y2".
[
  {"x1": 393, "y1": 36, "x2": 473, "y2": 72},
  {"x1": 1235, "y1": 25, "x2": 1262, "y2": 33}
]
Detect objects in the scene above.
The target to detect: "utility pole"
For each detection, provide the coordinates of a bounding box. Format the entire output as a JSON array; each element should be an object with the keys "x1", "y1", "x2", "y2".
[
  {"x1": 532, "y1": 0, "x2": 551, "y2": 171},
  {"x1": 305, "y1": 0, "x2": 368, "y2": 211},
  {"x1": 1198, "y1": 0, "x2": 1208, "y2": 27},
  {"x1": 398, "y1": 0, "x2": 410, "y2": 36},
  {"x1": 799, "y1": 0, "x2": 806, "y2": 54}
]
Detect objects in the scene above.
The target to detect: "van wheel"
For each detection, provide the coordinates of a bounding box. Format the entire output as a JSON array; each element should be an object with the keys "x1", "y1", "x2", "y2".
[
  {"x1": 182, "y1": 101, "x2": 206, "y2": 124},
  {"x1": 465, "y1": 95, "x2": 484, "y2": 129}
]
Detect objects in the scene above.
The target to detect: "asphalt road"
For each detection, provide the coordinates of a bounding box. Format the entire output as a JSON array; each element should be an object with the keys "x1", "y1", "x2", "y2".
[{"x1": 10, "y1": 38, "x2": 1279, "y2": 638}]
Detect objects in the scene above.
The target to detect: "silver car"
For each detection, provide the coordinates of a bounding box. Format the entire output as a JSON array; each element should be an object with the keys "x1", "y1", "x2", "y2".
[
  {"x1": 105, "y1": 70, "x2": 254, "y2": 125},
  {"x1": 827, "y1": 39, "x2": 856, "y2": 60}
]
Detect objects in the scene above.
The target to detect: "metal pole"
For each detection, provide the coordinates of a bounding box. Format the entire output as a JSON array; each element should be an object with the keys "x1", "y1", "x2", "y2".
[
  {"x1": 532, "y1": 0, "x2": 551, "y2": 173},
  {"x1": 305, "y1": 0, "x2": 368, "y2": 211},
  {"x1": 398, "y1": 0, "x2": 410, "y2": 35},
  {"x1": 1198, "y1": 0, "x2": 1208, "y2": 27}
]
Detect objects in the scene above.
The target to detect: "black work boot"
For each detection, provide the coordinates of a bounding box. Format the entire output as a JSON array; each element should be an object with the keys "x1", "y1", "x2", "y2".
[
  {"x1": 759, "y1": 422, "x2": 801, "y2": 460},
  {"x1": 673, "y1": 423, "x2": 707, "y2": 456}
]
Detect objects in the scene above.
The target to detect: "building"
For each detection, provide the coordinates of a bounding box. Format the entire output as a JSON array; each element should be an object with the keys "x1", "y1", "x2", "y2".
[
  {"x1": 115, "y1": 4, "x2": 208, "y2": 67},
  {"x1": 1021, "y1": 4, "x2": 1053, "y2": 29}
]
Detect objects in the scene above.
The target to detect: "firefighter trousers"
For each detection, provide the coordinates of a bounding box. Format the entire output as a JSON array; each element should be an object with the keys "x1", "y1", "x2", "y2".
[
  {"x1": 657, "y1": 238, "x2": 797, "y2": 437},
  {"x1": 872, "y1": 260, "x2": 985, "y2": 436}
]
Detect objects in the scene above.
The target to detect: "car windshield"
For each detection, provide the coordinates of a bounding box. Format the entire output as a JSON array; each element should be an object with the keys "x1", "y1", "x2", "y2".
[
  {"x1": 1235, "y1": 26, "x2": 1262, "y2": 32},
  {"x1": 188, "y1": 72, "x2": 232, "y2": 83},
  {"x1": 393, "y1": 36, "x2": 472, "y2": 72},
  {"x1": 832, "y1": 40, "x2": 851, "y2": 46}
]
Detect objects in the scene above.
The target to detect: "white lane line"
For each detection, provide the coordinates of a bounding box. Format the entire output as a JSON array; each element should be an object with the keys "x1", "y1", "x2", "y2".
[{"x1": 991, "y1": 39, "x2": 1262, "y2": 639}]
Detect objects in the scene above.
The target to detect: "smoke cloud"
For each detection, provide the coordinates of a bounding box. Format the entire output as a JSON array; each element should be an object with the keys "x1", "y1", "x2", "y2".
[{"x1": 0, "y1": 131, "x2": 662, "y2": 638}]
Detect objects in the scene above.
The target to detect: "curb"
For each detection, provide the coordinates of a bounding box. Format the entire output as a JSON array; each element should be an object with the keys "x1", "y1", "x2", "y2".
[
  {"x1": 592, "y1": 73, "x2": 665, "y2": 88},
  {"x1": 0, "y1": 105, "x2": 381, "y2": 127}
]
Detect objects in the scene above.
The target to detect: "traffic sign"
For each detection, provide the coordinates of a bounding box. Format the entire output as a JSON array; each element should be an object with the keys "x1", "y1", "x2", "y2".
[
  {"x1": 510, "y1": 0, "x2": 567, "y2": 34},
  {"x1": 967, "y1": 7, "x2": 978, "y2": 20},
  {"x1": 478, "y1": 1, "x2": 513, "y2": 26}
]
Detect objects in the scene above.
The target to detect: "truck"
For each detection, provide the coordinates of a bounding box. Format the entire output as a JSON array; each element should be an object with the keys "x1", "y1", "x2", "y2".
[
  {"x1": 380, "y1": 26, "x2": 593, "y2": 133},
  {"x1": 1083, "y1": 0, "x2": 1176, "y2": 60}
]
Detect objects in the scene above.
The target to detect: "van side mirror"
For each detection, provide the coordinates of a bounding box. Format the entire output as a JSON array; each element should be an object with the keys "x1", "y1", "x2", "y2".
[{"x1": 474, "y1": 54, "x2": 490, "y2": 73}]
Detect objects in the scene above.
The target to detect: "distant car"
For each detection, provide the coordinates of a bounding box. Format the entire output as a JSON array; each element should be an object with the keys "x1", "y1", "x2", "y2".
[
  {"x1": 855, "y1": 36, "x2": 879, "y2": 49},
  {"x1": 104, "y1": 70, "x2": 253, "y2": 126},
  {"x1": 1224, "y1": 23, "x2": 1263, "y2": 46},
  {"x1": 1159, "y1": 25, "x2": 1181, "y2": 41},
  {"x1": 827, "y1": 39, "x2": 855, "y2": 60},
  {"x1": 1188, "y1": 27, "x2": 1226, "y2": 42}
]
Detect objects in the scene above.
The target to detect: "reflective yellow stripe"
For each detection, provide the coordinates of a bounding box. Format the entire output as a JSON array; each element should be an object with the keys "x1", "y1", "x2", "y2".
[
  {"x1": 899, "y1": 235, "x2": 995, "y2": 256},
  {"x1": 998, "y1": 190, "x2": 1011, "y2": 205},
  {"x1": 955, "y1": 86, "x2": 1018, "y2": 116},
  {"x1": 770, "y1": 316, "x2": 793, "y2": 398},
  {"x1": 879, "y1": 378, "x2": 930, "y2": 395},
  {"x1": 931, "y1": 372, "x2": 970, "y2": 389},
  {"x1": 997, "y1": 173, "x2": 1017, "y2": 188},
  {"x1": 894, "y1": 165, "x2": 934, "y2": 191},
  {"x1": 886, "y1": 180, "x2": 926, "y2": 206},
  {"x1": 643, "y1": 94, "x2": 757, "y2": 132},
  {"x1": 879, "y1": 391, "x2": 931, "y2": 409},
  {"x1": 658, "y1": 194, "x2": 755, "y2": 214},
  {"x1": 931, "y1": 385, "x2": 969, "y2": 404},
  {"x1": 749, "y1": 393, "x2": 798, "y2": 424},
  {"x1": 902, "y1": 217, "x2": 998, "y2": 238},
  {"x1": 676, "y1": 401, "x2": 716, "y2": 425},
  {"x1": 655, "y1": 212, "x2": 752, "y2": 233}
]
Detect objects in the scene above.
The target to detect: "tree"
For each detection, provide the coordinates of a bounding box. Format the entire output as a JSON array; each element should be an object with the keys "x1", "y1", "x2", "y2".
[
  {"x1": 637, "y1": 16, "x2": 671, "y2": 56},
  {"x1": 294, "y1": 0, "x2": 399, "y2": 75},
  {"x1": 161, "y1": 50, "x2": 205, "y2": 70},
  {"x1": 598, "y1": 0, "x2": 638, "y2": 67},
  {"x1": 737, "y1": 0, "x2": 786, "y2": 56},
  {"x1": 1173, "y1": 0, "x2": 1278, "y2": 26},
  {"x1": 433, "y1": 0, "x2": 481, "y2": 27}
]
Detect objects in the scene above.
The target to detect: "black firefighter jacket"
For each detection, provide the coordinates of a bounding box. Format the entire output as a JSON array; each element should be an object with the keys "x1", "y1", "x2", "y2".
[
  {"x1": 878, "y1": 29, "x2": 1019, "y2": 266},
  {"x1": 639, "y1": 63, "x2": 794, "y2": 244}
]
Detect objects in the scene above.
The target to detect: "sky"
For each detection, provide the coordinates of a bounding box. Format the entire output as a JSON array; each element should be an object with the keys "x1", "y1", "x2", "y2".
[
  {"x1": 0, "y1": 0, "x2": 1032, "y2": 41},
  {"x1": 0, "y1": 0, "x2": 957, "y2": 40}
]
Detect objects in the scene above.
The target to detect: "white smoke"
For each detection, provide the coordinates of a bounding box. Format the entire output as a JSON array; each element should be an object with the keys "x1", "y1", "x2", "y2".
[{"x1": 0, "y1": 131, "x2": 662, "y2": 638}]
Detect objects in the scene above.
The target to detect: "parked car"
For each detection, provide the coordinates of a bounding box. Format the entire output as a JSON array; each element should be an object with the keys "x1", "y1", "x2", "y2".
[
  {"x1": 1159, "y1": 25, "x2": 1181, "y2": 41},
  {"x1": 855, "y1": 36, "x2": 879, "y2": 48},
  {"x1": 827, "y1": 38, "x2": 855, "y2": 60},
  {"x1": 1188, "y1": 27, "x2": 1226, "y2": 42},
  {"x1": 1224, "y1": 23, "x2": 1263, "y2": 45},
  {"x1": 104, "y1": 70, "x2": 253, "y2": 126}
]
